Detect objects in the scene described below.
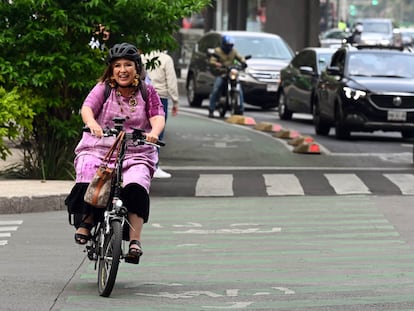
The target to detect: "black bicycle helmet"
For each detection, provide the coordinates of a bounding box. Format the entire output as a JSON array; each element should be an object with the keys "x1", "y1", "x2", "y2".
[{"x1": 107, "y1": 42, "x2": 141, "y2": 64}]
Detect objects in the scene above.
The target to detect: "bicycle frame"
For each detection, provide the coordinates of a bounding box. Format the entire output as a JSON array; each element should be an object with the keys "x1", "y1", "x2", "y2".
[{"x1": 84, "y1": 116, "x2": 164, "y2": 297}]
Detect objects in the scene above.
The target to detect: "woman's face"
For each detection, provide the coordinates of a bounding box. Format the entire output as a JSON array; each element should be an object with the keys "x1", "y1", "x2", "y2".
[{"x1": 112, "y1": 58, "x2": 137, "y2": 87}]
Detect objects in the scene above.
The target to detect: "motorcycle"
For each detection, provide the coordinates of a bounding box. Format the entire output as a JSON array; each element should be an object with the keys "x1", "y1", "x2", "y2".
[{"x1": 208, "y1": 49, "x2": 251, "y2": 118}]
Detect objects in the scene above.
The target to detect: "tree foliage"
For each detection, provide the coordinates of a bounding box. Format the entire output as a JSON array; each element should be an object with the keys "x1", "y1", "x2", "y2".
[{"x1": 0, "y1": 0, "x2": 210, "y2": 179}]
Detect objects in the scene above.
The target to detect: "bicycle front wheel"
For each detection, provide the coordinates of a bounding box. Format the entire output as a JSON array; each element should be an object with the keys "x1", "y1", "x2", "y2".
[{"x1": 97, "y1": 220, "x2": 122, "y2": 297}]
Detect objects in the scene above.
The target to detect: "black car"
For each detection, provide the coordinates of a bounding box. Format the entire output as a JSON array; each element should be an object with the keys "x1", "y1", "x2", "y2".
[
  {"x1": 186, "y1": 31, "x2": 294, "y2": 109},
  {"x1": 277, "y1": 47, "x2": 335, "y2": 120},
  {"x1": 313, "y1": 45, "x2": 414, "y2": 139}
]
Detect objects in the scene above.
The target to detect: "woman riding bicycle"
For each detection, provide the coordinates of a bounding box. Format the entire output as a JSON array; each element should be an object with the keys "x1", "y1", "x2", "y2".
[{"x1": 65, "y1": 42, "x2": 165, "y2": 263}]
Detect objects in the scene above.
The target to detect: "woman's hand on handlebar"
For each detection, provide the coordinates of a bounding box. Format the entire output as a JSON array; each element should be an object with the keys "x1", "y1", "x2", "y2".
[
  {"x1": 144, "y1": 131, "x2": 160, "y2": 144},
  {"x1": 88, "y1": 123, "x2": 103, "y2": 138}
]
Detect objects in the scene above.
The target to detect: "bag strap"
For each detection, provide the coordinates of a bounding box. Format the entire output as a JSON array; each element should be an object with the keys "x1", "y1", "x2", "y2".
[{"x1": 102, "y1": 131, "x2": 125, "y2": 163}]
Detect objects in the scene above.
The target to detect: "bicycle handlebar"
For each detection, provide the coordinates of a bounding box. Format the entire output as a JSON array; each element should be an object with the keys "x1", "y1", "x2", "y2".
[{"x1": 82, "y1": 126, "x2": 165, "y2": 147}]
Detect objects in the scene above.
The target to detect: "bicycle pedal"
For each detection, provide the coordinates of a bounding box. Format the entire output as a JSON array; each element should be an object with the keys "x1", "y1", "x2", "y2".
[{"x1": 124, "y1": 254, "x2": 141, "y2": 264}]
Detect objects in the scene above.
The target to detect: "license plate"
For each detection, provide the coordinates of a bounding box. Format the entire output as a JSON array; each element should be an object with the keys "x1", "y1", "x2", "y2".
[
  {"x1": 266, "y1": 84, "x2": 278, "y2": 92},
  {"x1": 387, "y1": 110, "x2": 406, "y2": 121}
]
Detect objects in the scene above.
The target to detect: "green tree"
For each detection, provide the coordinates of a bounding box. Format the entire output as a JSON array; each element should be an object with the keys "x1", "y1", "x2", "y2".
[{"x1": 0, "y1": 0, "x2": 210, "y2": 179}]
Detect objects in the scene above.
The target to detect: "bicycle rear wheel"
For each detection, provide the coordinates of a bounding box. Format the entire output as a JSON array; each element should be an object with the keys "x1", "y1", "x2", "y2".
[{"x1": 97, "y1": 220, "x2": 122, "y2": 297}]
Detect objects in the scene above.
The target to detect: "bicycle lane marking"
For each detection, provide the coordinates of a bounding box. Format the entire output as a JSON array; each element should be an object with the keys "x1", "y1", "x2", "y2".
[{"x1": 65, "y1": 196, "x2": 414, "y2": 310}]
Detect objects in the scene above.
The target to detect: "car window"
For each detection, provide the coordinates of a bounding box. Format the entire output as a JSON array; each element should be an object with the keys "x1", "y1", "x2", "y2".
[
  {"x1": 328, "y1": 31, "x2": 347, "y2": 40},
  {"x1": 291, "y1": 51, "x2": 310, "y2": 68},
  {"x1": 233, "y1": 36, "x2": 293, "y2": 60},
  {"x1": 348, "y1": 51, "x2": 414, "y2": 78},
  {"x1": 199, "y1": 33, "x2": 220, "y2": 53},
  {"x1": 359, "y1": 20, "x2": 392, "y2": 35},
  {"x1": 318, "y1": 53, "x2": 333, "y2": 72}
]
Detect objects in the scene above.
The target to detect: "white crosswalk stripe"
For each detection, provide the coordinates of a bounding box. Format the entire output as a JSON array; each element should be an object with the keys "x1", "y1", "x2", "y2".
[
  {"x1": 324, "y1": 174, "x2": 371, "y2": 195},
  {"x1": 0, "y1": 220, "x2": 23, "y2": 246},
  {"x1": 264, "y1": 174, "x2": 304, "y2": 196},
  {"x1": 196, "y1": 174, "x2": 234, "y2": 196},
  {"x1": 383, "y1": 174, "x2": 414, "y2": 195},
  {"x1": 191, "y1": 173, "x2": 414, "y2": 197}
]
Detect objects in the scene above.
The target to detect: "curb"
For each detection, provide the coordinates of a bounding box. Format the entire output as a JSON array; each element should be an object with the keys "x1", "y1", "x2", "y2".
[
  {"x1": 0, "y1": 180, "x2": 74, "y2": 215},
  {"x1": 0, "y1": 195, "x2": 68, "y2": 214}
]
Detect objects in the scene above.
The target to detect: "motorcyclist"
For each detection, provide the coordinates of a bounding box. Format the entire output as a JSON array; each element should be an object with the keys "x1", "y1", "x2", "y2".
[
  {"x1": 348, "y1": 23, "x2": 363, "y2": 45},
  {"x1": 208, "y1": 35, "x2": 247, "y2": 118}
]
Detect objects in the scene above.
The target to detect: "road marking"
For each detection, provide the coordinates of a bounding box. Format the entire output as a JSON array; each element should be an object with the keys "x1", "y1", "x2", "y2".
[
  {"x1": 160, "y1": 166, "x2": 412, "y2": 171},
  {"x1": 272, "y1": 287, "x2": 295, "y2": 295},
  {"x1": 0, "y1": 226, "x2": 19, "y2": 232},
  {"x1": 202, "y1": 302, "x2": 254, "y2": 309},
  {"x1": 173, "y1": 227, "x2": 282, "y2": 234},
  {"x1": 196, "y1": 174, "x2": 233, "y2": 196},
  {"x1": 384, "y1": 173, "x2": 414, "y2": 195},
  {"x1": 263, "y1": 174, "x2": 304, "y2": 195},
  {"x1": 178, "y1": 173, "x2": 414, "y2": 196},
  {"x1": 0, "y1": 220, "x2": 23, "y2": 225},
  {"x1": 324, "y1": 173, "x2": 371, "y2": 194},
  {"x1": 0, "y1": 220, "x2": 23, "y2": 247}
]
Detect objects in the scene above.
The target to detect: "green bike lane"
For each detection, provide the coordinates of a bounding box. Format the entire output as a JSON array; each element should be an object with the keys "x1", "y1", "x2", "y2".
[{"x1": 58, "y1": 196, "x2": 414, "y2": 311}]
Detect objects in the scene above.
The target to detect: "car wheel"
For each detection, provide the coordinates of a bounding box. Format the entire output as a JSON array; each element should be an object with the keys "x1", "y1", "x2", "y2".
[
  {"x1": 335, "y1": 104, "x2": 350, "y2": 140},
  {"x1": 187, "y1": 75, "x2": 203, "y2": 107},
  {"x1": 401, "y1": 131, "x2": 414, "y2": 139},
  {"x1": 313, "y1": 101, "x2": 330, "y2": 135},
  {"x1": 278, "y1": 91, "x2": 293, "y2": 120}
]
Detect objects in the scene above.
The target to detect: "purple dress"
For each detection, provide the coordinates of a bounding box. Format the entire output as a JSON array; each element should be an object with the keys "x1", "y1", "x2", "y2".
[{"x1": 74, "y1": 82, "x2": 165, "y2": 193}]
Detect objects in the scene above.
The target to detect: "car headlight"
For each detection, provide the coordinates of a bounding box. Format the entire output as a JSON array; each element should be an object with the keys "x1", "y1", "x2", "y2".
[{"x1": 343, "y1": 86, "x2": 366, "y2": 100}]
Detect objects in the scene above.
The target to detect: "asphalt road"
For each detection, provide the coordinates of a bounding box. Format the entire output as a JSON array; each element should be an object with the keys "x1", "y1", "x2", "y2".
[
  {"x1": 2, "y1": 107, "x2": 414, "y2": 310},
  {"x1": 2, "y1": 196, "x2": 414, "y2": 310}
]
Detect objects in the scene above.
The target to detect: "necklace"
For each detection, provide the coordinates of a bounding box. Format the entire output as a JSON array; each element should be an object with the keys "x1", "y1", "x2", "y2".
[{"x1": 115, "y1": 89, "x2": 138, "y2": 112}]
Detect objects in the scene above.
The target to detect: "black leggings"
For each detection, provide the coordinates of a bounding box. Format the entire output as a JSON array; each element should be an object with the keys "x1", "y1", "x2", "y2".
[{"x1": 65, "y1": 182, "x2": 150, "y2": 228}]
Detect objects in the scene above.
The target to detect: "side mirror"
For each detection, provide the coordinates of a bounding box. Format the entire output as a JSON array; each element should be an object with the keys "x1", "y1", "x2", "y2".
[
  {"x1": 326, "y1": 66, "x2": 341, "y2": 76},
  {"x1": 299, "y1": 66, "x2": 315, "y2": 75}
]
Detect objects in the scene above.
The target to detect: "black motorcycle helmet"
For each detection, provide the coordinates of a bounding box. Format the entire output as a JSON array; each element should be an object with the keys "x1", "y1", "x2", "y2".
[
  {"x1": 107, "y1": 42, "x2": 142, "y2": 66},
  {"x1": 221, "y1": 35, "x2": 235, "y2": 54}
]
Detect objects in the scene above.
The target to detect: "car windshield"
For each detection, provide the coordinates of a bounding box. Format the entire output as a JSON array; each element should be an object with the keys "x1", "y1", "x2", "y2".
[
  {"x1": 361, "y1": 21, "x2": 391, "y2": 34},
  {"x1": 347, "y1": 52, "x2": 414, "y2": 78},
  {"x1": 233, "y1": 36, "x2": 293, "y2": 60}
]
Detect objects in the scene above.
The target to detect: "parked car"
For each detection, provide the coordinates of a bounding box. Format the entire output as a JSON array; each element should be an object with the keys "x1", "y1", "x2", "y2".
[
  {"x1": 277, "y1": 47, "x2": 336, "y2": 120},
  {"x1": 313, "y1": 45, "x2": 414, "y2": 139},
  {"x1": 319, "y1": 28, "x2": 349, "y2": 49},
  {"x1": 186, "y1": 31, "x2": 294, "y2": 109}
]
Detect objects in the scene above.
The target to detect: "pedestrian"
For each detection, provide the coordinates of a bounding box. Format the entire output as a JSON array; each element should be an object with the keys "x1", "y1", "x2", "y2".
[
  {"x1": 208, "y1": 35, "x2": 247, "y2": 118},
  {"x1": 338, "y1": 18, "x2": 347, "y2": 31},
  {"x1": 65, "y1": 42, "x2": 165, "y2": 264},
  {"x1": 142, "y1": 50, "x2": 179, "y2": 178}
]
